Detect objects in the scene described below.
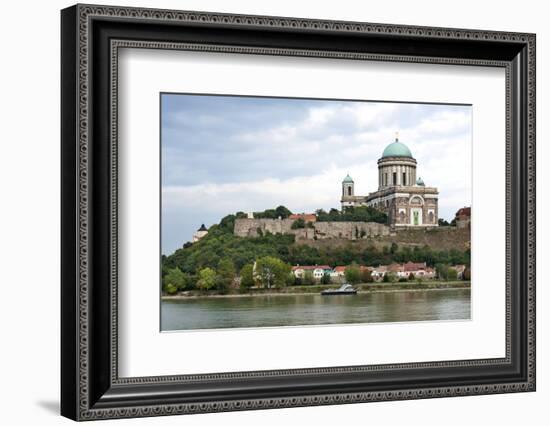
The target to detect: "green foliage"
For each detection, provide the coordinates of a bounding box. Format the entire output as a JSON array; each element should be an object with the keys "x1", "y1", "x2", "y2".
[
  {"x1": 275, "y1": 205, "x2": 293, "y2": 219},
  {"x1": 164, "y1": 283, "x2": 178, "y2": 295},
  {"x1": 254, "y1": 205, "x2": 293, "y2": 219},
  {"x1": 463, "y1": 267, "x2": 471, "y2": 281},
  {"x1": 398, "y1": 277, "x2": 408, "y2": 282},
  {"x1": 408, "y1": 272, "x2": 415, "y2": 281},
  {"x1": 386, "y1": 272, "x2": 397, "y2": 283},
  {"x1": 239, "y1": 264, "x2": 255, "y2": 289},
  {"x1": 435, "y1": 263, "x2": 458, "y2": 280},
  {"x1": 291, "y1": 218, "x2": 306, "y2": 229},
  {"x1": 255, "y1": 256, "x2": 291, "y2": 288},
  {"x1": 361, "y1": 268, "x2": 373, "y2": 283},
  {"x1": 162, "y1": 212, "x2": 470, "y2": 280},
  {"x1": 219, "y1": 214, "x2": 236, "y2": 233},
  {"x1": 345, "y1": 264, "x2": 361, "y2": 284},
  {"x1": 216, "y1": 258, "x2": 236, "y2": 291},
  {"x1": 163, "y1": 267, "x2": 193, "y2": 291},
  {"x1": 446, "y1": 267, "x2": 458, "y2": 281},
  {"x1": 320, "y1": 272, "x2": 331, "y2": 285},
  {"x1": 438, "y1": 218, "x2": 450, "y2": 226},
  {"x1": 316, "y1": 206, "x2": 388, "y2": 224},
  {"x1": 197, "y1": 267, "x2": 217, "y2": 290},
  {"x1": 382, "y1": 274, "x2": 390, "y2": 283},
  {"x1": 302, "y1": 270, "x2": 315, "y2": 285}
]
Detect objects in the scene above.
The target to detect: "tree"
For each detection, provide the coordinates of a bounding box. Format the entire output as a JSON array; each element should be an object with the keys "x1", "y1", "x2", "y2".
[
  {"x1": 408, "y1": 272, "x2": 415, "y2": 281},
  {"x1": 435, "y1": 263, "x2": 452, "y2": 280},
  {"x1": 345, "y1": 264, "x2": 361, "y2": 284},
  {"x1": 217, "y1": 258, "x2": 236, "y2": 291},
  {"x1": 320, "y1": 272, "x2": 331, "y2": 285},
  {"x1": 239, "y1": 264, "x2": 255, "y2": 289},
  {"x1": 438, "y1": 218, "x2": 450, "y2": 226},
  {"x1": 275, "y1": 205, "x2": 292, "y2": 219},
  {"x1": 446, "y1": 267, "x2": 458, "y2": 281},
  {"x1": 291, "y1": 218, "x2": 306, "y2": 229},
  {"x1": 197, "y1": 267, "x2": 217, "y2": 290},
  {"x1": 361, "y1": 268, "x2": 374, "y2": 283},
  {"x1": 302, "y1": 270, "x2": 315, "y2": 286},
  {"x1": 164, "y1": 283, "x2": 178, "y2": 295},
  {"x1": 163, "y1": 267, "x2": 193, "y2": 291},
  {"x1": 463, "y1": 267, "x2": 471, "y2": 281},
  {"x1": 255, "y1": 256, "x2": 291, "y2": 288},
  {"x1": 390, "y1": 242, "x2": 398, "y2": 254}
]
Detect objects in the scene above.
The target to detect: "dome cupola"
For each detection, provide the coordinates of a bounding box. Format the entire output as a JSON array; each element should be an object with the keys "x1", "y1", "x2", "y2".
[
  {"x1": 381, "y1": 136, "x2": 413, "y2": 158},
  {"x1": 342, "y1": 174, "x2": 354, "y2": 183}
]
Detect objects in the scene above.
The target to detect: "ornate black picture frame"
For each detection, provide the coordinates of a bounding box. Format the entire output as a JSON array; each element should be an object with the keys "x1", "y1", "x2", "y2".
[{"x1": 61, "y1": 4, "x2": 536, "y2": 421}]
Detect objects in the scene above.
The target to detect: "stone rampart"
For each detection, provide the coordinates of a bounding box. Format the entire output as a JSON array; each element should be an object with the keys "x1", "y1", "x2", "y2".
[{"x1": 234, "y1": 218, "x2": 390, "y2": 240}]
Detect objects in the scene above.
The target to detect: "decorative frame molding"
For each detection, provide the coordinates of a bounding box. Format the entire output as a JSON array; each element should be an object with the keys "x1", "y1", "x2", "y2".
[{"x1": 61, "y1": 4, "x2": 535, "y2": 421}]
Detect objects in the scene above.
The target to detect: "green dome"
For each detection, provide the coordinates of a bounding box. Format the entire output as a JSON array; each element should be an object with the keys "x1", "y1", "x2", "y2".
[
  {"x1": 382, "y1": 140, "x2": 413, "y2": 158},
  {"x1": 416, "y1": 177, "x2": 425, "y2": 186},
  {"x1": 342, "y1": 174, "x2": 354, "y2": 183}
]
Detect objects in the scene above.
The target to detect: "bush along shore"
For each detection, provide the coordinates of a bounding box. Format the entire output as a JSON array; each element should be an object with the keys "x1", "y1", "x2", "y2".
[{"x1": 162, "y1": 281, "x2": 471, "y2": 299}]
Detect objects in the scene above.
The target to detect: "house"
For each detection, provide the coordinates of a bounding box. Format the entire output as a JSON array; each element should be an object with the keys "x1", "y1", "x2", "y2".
[
  {"x1": 313, "y1": 267, "x2": 332, "y2": 280},
  {"x1": 291, "y1": 265, "x2": 331, "y2": 279},
  {"x1": 372, "y1": 265, "x2": 388, "y2": 280},
  {"x1": 403, "y1": 261, "x2": 430, "y2": 278},
  {"x1": 331, "y1": 266, "x2": 347, "y2": 278},
  {"x1": 192, "y1": 224, "x2": 208, "y2": 243}
]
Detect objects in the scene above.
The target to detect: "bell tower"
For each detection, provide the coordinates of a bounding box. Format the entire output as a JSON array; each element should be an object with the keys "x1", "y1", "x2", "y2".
[{"x1": 342, "y1": 174, "x2": 354, "y2": 197}]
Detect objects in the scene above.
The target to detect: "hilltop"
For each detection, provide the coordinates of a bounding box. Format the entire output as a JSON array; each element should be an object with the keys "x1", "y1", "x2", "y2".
[{"x1": 162, "y1": 207, "x2": 470, "y2": 281}]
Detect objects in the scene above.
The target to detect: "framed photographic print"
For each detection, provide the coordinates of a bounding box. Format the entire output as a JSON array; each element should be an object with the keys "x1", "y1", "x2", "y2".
[{"x1": 61, "y1": 4, "x2": 536, "y2": 421}]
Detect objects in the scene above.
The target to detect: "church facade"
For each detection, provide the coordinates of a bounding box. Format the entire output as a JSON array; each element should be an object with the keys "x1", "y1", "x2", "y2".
[{"x1": 341, "y1": 137, "x2": 439, "y2": 228}]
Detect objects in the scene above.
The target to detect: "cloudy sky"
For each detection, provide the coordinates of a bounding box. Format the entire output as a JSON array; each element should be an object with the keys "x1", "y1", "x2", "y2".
[{"x1": 161, "y1": 94, "x2": 472, "y2": 255}]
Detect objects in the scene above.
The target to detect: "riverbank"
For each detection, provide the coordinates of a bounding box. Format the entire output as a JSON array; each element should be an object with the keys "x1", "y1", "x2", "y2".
[{"x1": 162, "y1": 281, "x2": 470, "y2": 299}]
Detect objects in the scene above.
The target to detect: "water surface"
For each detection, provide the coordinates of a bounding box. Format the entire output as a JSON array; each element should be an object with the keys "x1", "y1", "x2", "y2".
[{"x1": 161, "y1": 289, "x2": 471, "y2": 331}]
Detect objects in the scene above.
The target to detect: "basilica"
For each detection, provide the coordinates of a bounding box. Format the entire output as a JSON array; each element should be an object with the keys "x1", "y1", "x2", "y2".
[{"x1": 341, "y1": 136, "x2": 439, "y2": 228}]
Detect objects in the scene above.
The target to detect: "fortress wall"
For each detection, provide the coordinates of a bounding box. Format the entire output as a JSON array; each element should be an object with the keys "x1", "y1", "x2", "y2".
[
  {"x1": 234, "y1": 218, "x2": 390, "y2": 240},
  {"x1": 233, "y1": 218, "x2": 295, "y2": 237}
]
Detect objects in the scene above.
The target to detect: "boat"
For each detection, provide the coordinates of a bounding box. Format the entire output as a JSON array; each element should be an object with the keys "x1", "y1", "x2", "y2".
[{"x1": 321, "y1": 283, "x2": 358, "y2": 295}]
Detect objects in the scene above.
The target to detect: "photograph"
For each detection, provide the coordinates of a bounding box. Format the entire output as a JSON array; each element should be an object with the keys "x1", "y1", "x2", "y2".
[{"x1": 160, "y1": 94, "x2": 473, "y2": 331}]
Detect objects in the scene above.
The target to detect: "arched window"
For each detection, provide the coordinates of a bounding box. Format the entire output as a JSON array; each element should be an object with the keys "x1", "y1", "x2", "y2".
[
  {"x1": 348, "y1": 186, "x2": 352, "y2": 196},
  {"x1": 392, "y1": 172, "x2": 397, "y2": 186},
  {"x1": 402, "y1": 172, "x2": 406, "y2": 186}
]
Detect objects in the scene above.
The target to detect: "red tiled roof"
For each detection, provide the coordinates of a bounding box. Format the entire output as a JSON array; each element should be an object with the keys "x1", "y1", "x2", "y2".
[
  {"x1": 289, "y1": 213, "x2": 317, "y2": 222},
  {"x1": 403, "y1": 261, "x2": 427, "y2": 272},
  {"x1": 334, "y1": 266, "x2": 347, "y2": 272},
  {"x1": 387, "y1": 263, "x2": 403, "y2": 272}
]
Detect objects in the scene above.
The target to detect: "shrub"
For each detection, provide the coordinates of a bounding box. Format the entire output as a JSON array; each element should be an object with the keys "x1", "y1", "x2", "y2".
[
  {"x1": 345, "y1": 264, "x2": 361, "y2": 284},
  {"x1": 291, "y1": 218, "x2": 306, "y2": 229}
]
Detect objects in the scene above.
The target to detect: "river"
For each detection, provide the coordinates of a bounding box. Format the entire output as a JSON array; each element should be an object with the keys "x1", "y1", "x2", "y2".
[{"x1": 161, "y1": 288, "x2": 471, "y2": 331}]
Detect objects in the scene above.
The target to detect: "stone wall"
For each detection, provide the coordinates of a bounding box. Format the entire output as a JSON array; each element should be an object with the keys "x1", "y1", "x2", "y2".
[{"x1": 234, "y1": 218, "x2": 390, "y2": 240}]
